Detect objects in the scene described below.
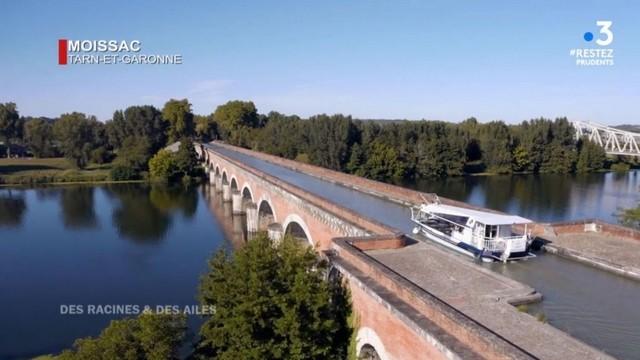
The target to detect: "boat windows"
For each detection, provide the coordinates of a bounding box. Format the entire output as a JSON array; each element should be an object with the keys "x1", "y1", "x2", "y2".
[{"x1": 485, "y1": 225, "x2": 498, "y2": 239}]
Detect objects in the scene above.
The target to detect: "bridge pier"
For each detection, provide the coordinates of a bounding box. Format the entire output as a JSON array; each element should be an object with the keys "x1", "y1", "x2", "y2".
[
  {"x1": 245, "y1": 202, "x2": 259, "y2": 233},
  {"x1": 222, "y1": 183, "x2": 232, "y2": 202},
  {"x1": 208, "y1": 169, "x2": 215, "y2": 185},
  {"x1": 232, "y1": 214, "x2": 247, "y2": 245},
  {"x1": 267, "y1": 223, "x2": 283, "y2": 243},
  {"x1": 232, "y1": 191, "x2": 244, "y2": 215},
  {"x1": 215, "y1": 175, "x2": 223, "y2": 192}
]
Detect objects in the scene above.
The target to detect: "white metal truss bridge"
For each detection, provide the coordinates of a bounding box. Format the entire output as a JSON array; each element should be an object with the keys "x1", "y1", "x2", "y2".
[{"x1": 571, "y1": 120, "x2": 640, "y2": 157}]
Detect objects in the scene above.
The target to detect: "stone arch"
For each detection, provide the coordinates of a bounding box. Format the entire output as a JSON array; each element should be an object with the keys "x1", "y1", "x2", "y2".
[
  {"x1": 230, "y1": 177, "x2": 239, "y2": 191},
  {"x1": 215, "y1": 165, "x2": 220, "y2": 176},
  {"x1": 282, "y1": 214, "x2": 314, "y2": 246},
  {"x1": 241, "y1": 184, "x2": 254, "y2": 203},
  {"x1": 222, "y1": 171, "x2": 229, "y2": 185},
  {"x1": 356, "y1": 327, "x2": 389, "y2": 360},
  {"x1": 257, "y1": 198, "x2": 276, "y2": 231},
  {"x1": 360, "y1": 344, "x2": 382, "y2": 360}
]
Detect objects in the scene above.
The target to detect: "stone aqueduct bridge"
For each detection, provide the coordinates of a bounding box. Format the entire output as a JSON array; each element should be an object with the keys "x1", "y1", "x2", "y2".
[{"x1": 195, "y1": 143, "x2": 571, "y2": 360}]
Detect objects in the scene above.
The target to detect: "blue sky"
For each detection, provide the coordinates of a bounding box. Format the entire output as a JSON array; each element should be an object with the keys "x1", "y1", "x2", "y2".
[{"x1": 1, "y1": 1, "x2": 638, "y2": 124}]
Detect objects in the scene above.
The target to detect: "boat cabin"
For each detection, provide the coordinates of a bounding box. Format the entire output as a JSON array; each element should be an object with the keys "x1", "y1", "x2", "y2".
[{"x1": 412, "y1": 203, "x2": 533, "y2": 260}]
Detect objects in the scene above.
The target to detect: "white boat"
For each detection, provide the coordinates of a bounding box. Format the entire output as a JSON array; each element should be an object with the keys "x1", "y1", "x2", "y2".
[{"x1": 410, "y1": 199, "x2": 534, "y2": 262}]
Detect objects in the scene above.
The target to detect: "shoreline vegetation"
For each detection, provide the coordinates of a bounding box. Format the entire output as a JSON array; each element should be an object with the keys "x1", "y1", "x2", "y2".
[
  {"x1": 0, "y1": 100, "x2": 637, "y2": 188},
  {"x1": 0, "y1": 157, "x2": 109, "y2": 185},
  {"x1": 0, "y1": 154, "x2": 634, "y2": 186}
]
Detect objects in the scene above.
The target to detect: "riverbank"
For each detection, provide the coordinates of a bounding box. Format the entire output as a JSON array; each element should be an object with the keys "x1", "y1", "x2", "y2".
[{"x1": 0, "y1": 157, "x2": 112, "y2": 185}]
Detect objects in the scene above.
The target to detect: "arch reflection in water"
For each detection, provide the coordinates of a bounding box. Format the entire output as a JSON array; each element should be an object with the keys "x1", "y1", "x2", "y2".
[{"x1": 204, "y1": 185, "x2": 247, "y2": 249}]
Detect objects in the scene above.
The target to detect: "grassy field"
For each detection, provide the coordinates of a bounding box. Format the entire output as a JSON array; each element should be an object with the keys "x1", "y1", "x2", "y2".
[{"x1": 0, "y1": 157, "x2": 112, "y2": 185}]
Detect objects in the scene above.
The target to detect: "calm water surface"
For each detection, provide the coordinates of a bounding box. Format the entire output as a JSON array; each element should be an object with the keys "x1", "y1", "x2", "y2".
[
  {"x1": 0, "y1": 184, "x2": 231, "y2": 359},
  {"x1": 408, "y1": 170, "x2": 640, "y2": 359},
  {"x1": 1, "y1": 169, "x2": 639, "y2": 359},
  {"x1": 404, "y1": 170, "x2": 640, "y2": 224}
]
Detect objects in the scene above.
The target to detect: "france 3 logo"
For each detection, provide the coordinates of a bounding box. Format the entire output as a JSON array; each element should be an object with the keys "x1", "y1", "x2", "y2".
[{"x1": 570, "y1": 20, "x2": 614, "y2": 66}]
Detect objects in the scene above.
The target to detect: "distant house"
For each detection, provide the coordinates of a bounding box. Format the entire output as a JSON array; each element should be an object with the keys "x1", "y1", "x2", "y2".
[{"x1": 0, "y1": 142, "x2": 28, "y2": 158}]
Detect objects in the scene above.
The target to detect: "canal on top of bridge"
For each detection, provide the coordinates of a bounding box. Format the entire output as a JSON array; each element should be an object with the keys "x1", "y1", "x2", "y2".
[{"x1": 206, "y1": 143, "x2": 640, "y2": 360}]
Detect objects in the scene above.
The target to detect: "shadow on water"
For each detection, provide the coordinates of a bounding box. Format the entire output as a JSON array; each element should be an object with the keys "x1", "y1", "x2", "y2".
[
  {"x1": 102, "y1": 184, "x2": 199, "y2": 244},
  {"x1": 60, "y1": 186, "x2": 98, "y2": 229},
  {"x1": 0, "y1": 189, "x2": 27, "y2": 228}
]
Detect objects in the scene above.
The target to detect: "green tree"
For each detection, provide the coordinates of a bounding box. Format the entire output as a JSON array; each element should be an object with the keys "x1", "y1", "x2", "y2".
[
  {"x1": 305, "y1": 115, "x2": 357, "y2": 171},
  {"x1": 254, "y1": 112, "x2": 303, "y2": 158},
  {"x1": 195, "y1": 114, "x2": 218, "y2": 142},
  {"x1": 110, "y1": 137, "x2": 152, "y2": 180},
  {"x1": 148, "y1": 149, "x2": 178, "y2": 182},
  {"x1": 360, "y1": 141, "x2": 406, "y2": 180},
  {"x1": 163, "y1": 99, "x2": 194, "y2": 143},
  {"x1": 23, "y1": 118, "x2": 55, "y2": 157},
  {"x1": 106, "y1": 105, "x2": 167, "y2": 153},
  {"x1": 55, "y1": 312, "x2": 186, "y2": 360},
  {"x1": 539, "y1": 118, "x2": 578, "y2": 173},
  {"x1": 512, "y1": 145, "x2": 530, "y2": 172},
  {"x1": 53, "y1": 112, "x2": 98, "y2": 168},
  {"x1": 174, "y1": 138, "x2": 200, "y2": 178},
  {"x1": 197, "y1": 233, "x2": 351, "y2": 360},
  {"x1": 213, "y1": 100, "x2": 259, "y2": 146},
  {"x1": 148, "y1": 138, "x2": 202, "y2": 183},
  {"x1": 576, "y1": 139, "x2": 606, "y2": 173},
  {"x1": 477, "y1": 121, "x2": 513, "y2": 173},
  {"x1": 0, "y1": 102, "x2": 21, "y2": 157},
  {"x1": 346, "y1": 142, "x2": 365, "y2": 174}
]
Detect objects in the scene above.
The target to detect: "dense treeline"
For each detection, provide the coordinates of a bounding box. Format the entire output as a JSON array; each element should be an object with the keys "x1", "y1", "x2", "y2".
[
  {"x1": 248, "y1": 113, "x2": 618, "y2": 180},
  {"x1": 0, "y1": 100, "x2": 629, "y2": 183}
]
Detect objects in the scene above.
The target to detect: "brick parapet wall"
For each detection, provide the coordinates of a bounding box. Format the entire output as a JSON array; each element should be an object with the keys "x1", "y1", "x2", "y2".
[
  {"x1": 204, "y1": 145, "x2": 396, "y2": 237},
  {"x1": 550, "y1": 219, "x2": 640, "y2": 241},
  {"x1": 348, "y1": 233, "x2": 407, "y2": 250},
  {"x1": 331, "y1": 237, "x2": 534, "y2": 360}
]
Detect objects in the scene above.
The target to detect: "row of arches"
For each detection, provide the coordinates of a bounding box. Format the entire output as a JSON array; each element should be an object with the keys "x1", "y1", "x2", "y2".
[
  {"x1": 202, "y1": 150, "x2": 386, "y2": 360},
  {"x1": 204, "y1": 156, "x2": 313, "y2": 247}
]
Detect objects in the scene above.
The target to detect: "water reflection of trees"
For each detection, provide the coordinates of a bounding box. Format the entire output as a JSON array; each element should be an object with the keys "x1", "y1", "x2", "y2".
[
  {"x1": 410, "y1": 174, "x2": 577, "y2": 222},
  {"x1": 60, "y1": 186, "x2": 98, "y2": 229},
  {"x1": 0, "y1": 190, "x2": 27, "y2": 228},
  {"x1": 104, "y1": 184, "x2": 198, "y2": 243},
  {"x1": 149, "y1": 186, "x2": 198, "y2": 219}
]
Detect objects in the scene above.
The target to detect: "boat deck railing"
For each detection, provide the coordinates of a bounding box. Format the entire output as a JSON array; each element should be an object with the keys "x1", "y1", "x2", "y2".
[
  {"x1": 482, "y1": 234, "x2": 528, "y2": 252},
  {"x1": 412, "y1": 207, "x2": 529, "y2": 252}
]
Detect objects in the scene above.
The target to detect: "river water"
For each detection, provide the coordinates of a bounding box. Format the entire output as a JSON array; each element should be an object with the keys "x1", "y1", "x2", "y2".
[
  {"x1": 407, "y1": 171, "x2": 640, "y2": 360},
  {"x1": 0, "y1": 166, "x2": 639, "y2": 359},
  {"x1": 0, "y1": 184, "x2": 231, "y2": 359}
]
